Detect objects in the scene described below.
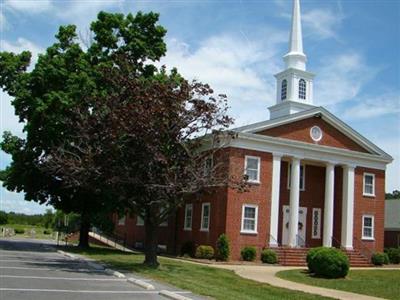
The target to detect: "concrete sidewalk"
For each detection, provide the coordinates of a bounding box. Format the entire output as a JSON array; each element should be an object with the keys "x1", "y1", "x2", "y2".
[{"x1": 211, "y1": 264, "x2": 398, "y2": 300}]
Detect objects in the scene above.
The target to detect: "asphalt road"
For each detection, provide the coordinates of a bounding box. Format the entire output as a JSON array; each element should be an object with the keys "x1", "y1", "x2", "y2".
[{"x1": 0, "y1": 238, "x2": 199, "y2": 300}]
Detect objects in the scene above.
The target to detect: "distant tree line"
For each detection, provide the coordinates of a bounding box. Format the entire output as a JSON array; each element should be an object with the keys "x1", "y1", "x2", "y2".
[{"x1": 386, "y1": 190, "x2": 400, "y2": 200}]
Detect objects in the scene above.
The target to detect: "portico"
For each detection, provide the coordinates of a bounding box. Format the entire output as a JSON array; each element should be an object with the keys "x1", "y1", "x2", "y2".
[{"x1": 269, "y1": 154, "x2": 355, "y2": 249}]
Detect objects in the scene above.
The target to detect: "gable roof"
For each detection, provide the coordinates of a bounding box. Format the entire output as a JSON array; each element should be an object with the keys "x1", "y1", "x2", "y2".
[
  {"x1": 385, "y1": 199, "x2": 400, "y2": 230},
  {"x1": 233, "y1": 106, "x2": 393, "y2": 160}
]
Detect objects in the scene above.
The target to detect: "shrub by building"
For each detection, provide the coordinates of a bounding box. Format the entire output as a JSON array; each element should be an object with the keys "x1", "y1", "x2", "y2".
[
  {"x1": 371, "y1": 252, "x2": 386, "y2": 266},
  {"x1": 385, "y1": 248, "x2": 400, "y2": 264},
  {"x1": 195, "y1": 245, "x2": 214, "y2": 259},
  {"x1": 241, "y1": 246, "x2": 257, "y2": 261},
  {"x1": 307, "y1": 247, "x2": 349, "y2": 278},
  {"x1": 216, "y1": 234, "x2": 230, "y2": 261},
  {"x1": 261, "y1": 249, "x2": 278, "y2": 264}
]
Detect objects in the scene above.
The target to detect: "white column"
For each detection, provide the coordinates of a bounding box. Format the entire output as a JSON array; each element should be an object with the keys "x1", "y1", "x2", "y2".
[
  {"x1": 288, "y1": 157, "x2": 301, "y2": 247},
  {"x1": 269, "y1": 153, "x2": 282, "y2": 247},
  {"x1": 341, "y1": 165, "x2": 355, "y2": 250},
  {"x1": 323, "y1": 162, "x2": 335, "y2": 247}
]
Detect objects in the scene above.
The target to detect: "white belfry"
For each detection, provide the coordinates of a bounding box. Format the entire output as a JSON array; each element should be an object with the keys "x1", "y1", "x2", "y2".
[{"x1": 269, "y1": 0, "x2": 315, "y2": 120}]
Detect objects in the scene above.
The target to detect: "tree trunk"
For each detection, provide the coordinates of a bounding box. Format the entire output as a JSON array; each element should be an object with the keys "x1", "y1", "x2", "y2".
[
  {"x1": 143, "y1": 219, "x2": 159, "y2": 267},
  {"x1": 78, "y1": 214, "x2": 90, "y2": 248}
]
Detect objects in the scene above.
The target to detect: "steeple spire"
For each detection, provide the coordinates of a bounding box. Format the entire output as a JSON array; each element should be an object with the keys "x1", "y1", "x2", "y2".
[
  {"x1": 268, "y1": 0, "x2": 315, "y2": 120},
  {"x1": 283, "y1": 0, "x2": 307, "y2": 71}
]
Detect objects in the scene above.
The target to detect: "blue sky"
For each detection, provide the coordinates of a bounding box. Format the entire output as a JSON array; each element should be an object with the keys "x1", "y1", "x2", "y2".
[{"x1": 1, "y1": 0, "x2": 399, "y2": 214}]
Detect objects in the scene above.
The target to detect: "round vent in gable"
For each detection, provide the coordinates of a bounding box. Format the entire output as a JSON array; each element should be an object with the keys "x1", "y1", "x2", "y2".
[{"x1": 310, "y1": 126, "x2": 323, "y2": 142}]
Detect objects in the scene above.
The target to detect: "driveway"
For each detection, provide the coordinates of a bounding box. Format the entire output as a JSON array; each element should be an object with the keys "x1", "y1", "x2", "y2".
[{"x1": 0, "y1": 238, "x2": 200, "y2": 300}]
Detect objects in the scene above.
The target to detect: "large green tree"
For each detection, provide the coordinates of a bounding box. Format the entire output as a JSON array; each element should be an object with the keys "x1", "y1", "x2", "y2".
[
  {"x1": 0, "y1": 11, "x2": 167, "y2": 247},
  {"x1": 40, "y1": 58, "x2": 246, "y2": 266}
]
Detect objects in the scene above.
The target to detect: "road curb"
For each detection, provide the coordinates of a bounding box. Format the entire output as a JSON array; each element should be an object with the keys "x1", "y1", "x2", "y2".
[
  {"x1": 127, "y1": 277, "x2": 155, "y2": 290},
  {"x1": 159, "y1": 290, "x2": 193, "y2": 300},
  {"x1": 57, "y1": 250, "x2": 77, "y2": 259},
  {"x1": 105, "y1": 268, "x2": 126, "y2": 278}
]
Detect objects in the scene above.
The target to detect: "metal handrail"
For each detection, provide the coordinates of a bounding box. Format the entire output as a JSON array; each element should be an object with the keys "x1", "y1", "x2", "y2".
[
  {"x1": 353, "y1": 236, "x2": 373, "y2": 261},
  {"x1": 296, "y1": 234, "x2": 309, "y2": 248},
  {"x1": 268, "y1": 234, "x2": 280, "y2": 247},
  {"x1": 331, "y1": 236, "x2": 344, "y2": 249},
  {"x1": 267, "y1": 234, "x2": 286, "y2": 265}
]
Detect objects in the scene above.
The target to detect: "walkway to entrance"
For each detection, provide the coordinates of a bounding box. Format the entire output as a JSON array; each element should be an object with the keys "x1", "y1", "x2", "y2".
[{"x1": 211, "y1": 264, "x2": 396, "y2": 300}]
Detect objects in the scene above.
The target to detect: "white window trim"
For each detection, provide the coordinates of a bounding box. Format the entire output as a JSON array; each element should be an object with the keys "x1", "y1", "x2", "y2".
[
  {"x1": 240, "y1": 204, "x2": 258, "y2": 234},
  {"x1": 363, "y1": 172, "x2": 376, "y2": 197},
  {"x1": 244, "y1": 155, "x2": 261, "y2": 183},
  {"x1": 287, "y1": 163, "x2": 306, "y2": 191},
  {"x1": 362, "y1": 214, "x2": 375, "y2": 240},
  {"x1": 311, "y1": 208, "x2": 321, "y2": 239},
  {"x1": 118, "y1": 215, "x2": 126, "y2": 226},
  {"x1": 184, "y1": 203, "x2": 193, "y2": 231},
  {"x1": 203, "y1": 156, "x2": 213, "y2": 177},
  {"x1": 200, "y1": 203, "x2": 210, "y2": 231},
  {"x1": 136, "y1": 215, "x2": 144, "y2": 226}
]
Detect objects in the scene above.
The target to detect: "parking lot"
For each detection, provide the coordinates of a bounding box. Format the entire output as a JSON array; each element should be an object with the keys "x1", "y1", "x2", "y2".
[{"x1": 0, "y1": 238, "x2": 198, "y2": 300}]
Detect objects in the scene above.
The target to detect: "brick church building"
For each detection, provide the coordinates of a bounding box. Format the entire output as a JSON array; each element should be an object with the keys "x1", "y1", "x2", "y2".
[{"x1": 112, "y1": 0, "x2": 393, "y2": 264}]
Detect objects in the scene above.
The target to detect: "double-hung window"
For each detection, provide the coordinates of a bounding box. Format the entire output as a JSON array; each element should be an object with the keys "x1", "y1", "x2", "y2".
[
  {"x1": 241, "y1": 204, "x2": 258, "y2": 234},
  {"x1": 200, "y1": 203, "x2": 210, "y2": 231},
  {"x1": 245, "y1": 156, "x2": 260, "y2": 183},
  {"x1": 136, "y1": 215, "x2": 144, "y2": 226},
  {"x1": 118, "y1": 215, "x2": 126, "y2": 226},
  {"x1": 363, "y1": 173, "x2": 375, "y2": 197},
  {"x1": 362, "y1": 215, "x2": 374, "y2": 240},
  {"x1": 184, "y1": 204, "x2": 193, "y2": 231}
]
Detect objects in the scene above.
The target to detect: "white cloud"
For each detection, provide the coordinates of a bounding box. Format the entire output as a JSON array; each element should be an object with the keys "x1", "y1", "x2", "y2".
[
  {"x1": 315, "y1": 52, "x2": 377, "y2": 107},
  {"x1": 0, "y1": 11, "x2": 7, "y2": 31},
  {"x1": 5, "y1": 0, "x2": 53, "y2": 14},
  {"x1": 0, "y1": 91, "x2": 25, "y2": 138},
  {"x1": 0, "y1": 187, "x2": 49, "y2": 214},
  {"x1": 161, "y1": 31, "x2": 286, "y2": 126},
  {"x1": 342, "y1": 92, "x2": 400, "y2": 120},
  {"x1": 55, "y1": 0, "x2": 124, "y2": 34},
  {"x1": 1, "y1": 37, "x2": 44, "y2": 67},
  {"x1": 302, "y1": 8, "x2": 343, "y2": 40},
  {"x1": 372, "y1": 138, "x2": 400, "y2": 192}
]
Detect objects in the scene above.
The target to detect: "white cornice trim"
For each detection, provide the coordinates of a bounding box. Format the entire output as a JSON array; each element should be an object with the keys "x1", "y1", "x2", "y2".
[
  {"x1": 232, "y1": 107, "x2": 393, "y2": 160},
  {"x1": 228, "y1": 132, "x2": 392, "y2": 170}
]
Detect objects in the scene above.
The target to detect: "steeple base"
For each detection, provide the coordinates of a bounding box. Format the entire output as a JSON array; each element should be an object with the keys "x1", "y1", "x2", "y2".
[{"x1": 268, "y1": 101, "x2": 316, "y2": 120}]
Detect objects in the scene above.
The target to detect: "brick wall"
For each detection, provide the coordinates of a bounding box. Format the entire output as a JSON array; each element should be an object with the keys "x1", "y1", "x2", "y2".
[
  {"x1": 225, "y1": 148, "x2": 273, "y2": 260},
  {"x1": 258, "y1": 117, "x2": 369, "y2": 153},
  {"x1": 353, "y1": 167, "x2": 386, "y2": 252}
]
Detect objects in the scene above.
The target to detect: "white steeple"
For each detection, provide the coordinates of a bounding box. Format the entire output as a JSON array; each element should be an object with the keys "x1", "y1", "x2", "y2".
[
  {"x1": 268, "y1": 0, "x2": 316, "y2": 120},
  {"x1": 283, "y1": 0, "x2": 307, "y2": 71}
]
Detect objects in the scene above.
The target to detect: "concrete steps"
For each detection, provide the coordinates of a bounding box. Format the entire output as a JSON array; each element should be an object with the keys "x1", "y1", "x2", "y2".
[{"x1": 273, "y1": 247, "x2": 373, "y2": 267}]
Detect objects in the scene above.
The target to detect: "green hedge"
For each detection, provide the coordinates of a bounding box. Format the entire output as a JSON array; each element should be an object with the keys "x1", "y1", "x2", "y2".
[
  {"x1": 371, "y1": 252, "x2": 386, "y2": 266},
  {"x1": 241, "y1": 246, "x2": 257, "y2": 261},
  {"x1": 307, "y1": 247, "x2": 349, "y2": 278},
  {"x1": 385, "y1": 248, "x2": 400, "y2": 264},
  {"x1": 261, "y1": 249, "x2": 278, "y2": 264},
  {"x1": 216, "y1": 234, "x2": 230, "y2": 261},
  {"x1": 195, "y1": 245, "x2": 214, "y2": 259}
]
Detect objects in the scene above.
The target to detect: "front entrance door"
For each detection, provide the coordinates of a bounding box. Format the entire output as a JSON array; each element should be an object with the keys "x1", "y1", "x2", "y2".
[{"x1": 282, "y1": 205, "x2": 307, "y2": 246}]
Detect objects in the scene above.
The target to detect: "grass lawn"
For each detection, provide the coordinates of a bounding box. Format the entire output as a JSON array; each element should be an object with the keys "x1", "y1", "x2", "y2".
[
  {"x1": 65, "y1": 246, "x2": 332, "y2": 300},
  {"x1": 1, "y1": 224, "x2": 54, "y2": 240},
  {"x1": 277, "y1": 269, "x2": 400, "y2": 300}
]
